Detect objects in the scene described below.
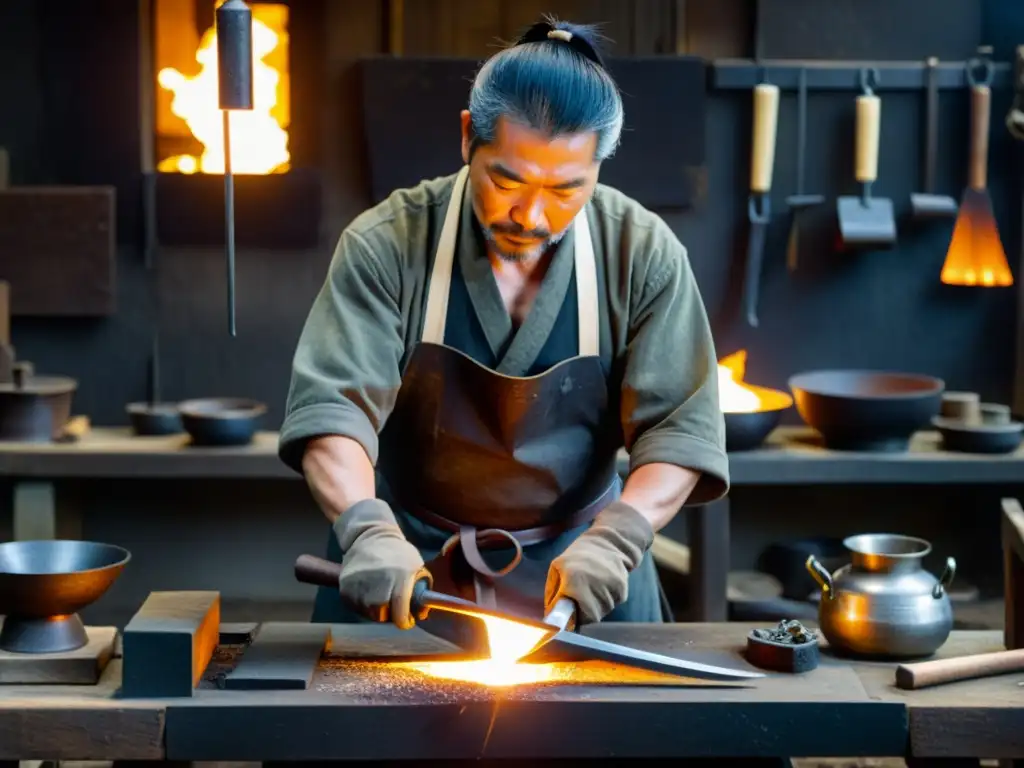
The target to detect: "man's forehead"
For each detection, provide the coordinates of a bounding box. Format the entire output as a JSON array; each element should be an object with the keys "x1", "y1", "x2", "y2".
[
  {"x1": 483, "y1": 118, "x2": 598, "y2": 183},
  {"x1": 492, "y1": 117, "x2": 598, "y2": 155}
]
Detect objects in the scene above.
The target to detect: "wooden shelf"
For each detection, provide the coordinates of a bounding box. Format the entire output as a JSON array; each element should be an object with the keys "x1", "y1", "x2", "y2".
[{"x1": 0, "y1": 426, "x2": 1021, "y2": 485}]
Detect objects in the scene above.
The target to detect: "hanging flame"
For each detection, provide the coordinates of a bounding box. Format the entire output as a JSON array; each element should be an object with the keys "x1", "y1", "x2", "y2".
[
  {"x1": 718, "y1": 350, "x2": 792, "y2": 413},
  {"x1": 402, "y1": 615, "x2": 558, "y2": 687},
  {"x1": 156, "y1": 2, "x2": 290, "y2": 175}
]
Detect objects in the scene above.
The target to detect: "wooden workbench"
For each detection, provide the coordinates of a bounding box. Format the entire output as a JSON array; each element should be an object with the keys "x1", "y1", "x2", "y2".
[
  {"x1": 2, "y1": 426, "x2": 1023, "y2": 623},
  {"x1": 0, "y1": 622, "x2": 1019, "y2": 762}
]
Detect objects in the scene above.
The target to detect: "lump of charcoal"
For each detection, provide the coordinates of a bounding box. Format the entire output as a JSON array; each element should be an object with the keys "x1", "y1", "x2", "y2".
[{"x1": 752, "y1": 619, "x2": 814, "y2": 645}]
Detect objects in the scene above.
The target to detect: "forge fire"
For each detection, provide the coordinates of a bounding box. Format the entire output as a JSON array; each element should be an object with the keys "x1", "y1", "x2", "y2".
[{"x1": 154, "y1": 0, "x2": 290, "y2": 174}]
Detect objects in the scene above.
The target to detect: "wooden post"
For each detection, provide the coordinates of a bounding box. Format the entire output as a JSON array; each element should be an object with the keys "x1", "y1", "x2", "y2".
[
  {"x1": 1000, "y1": 497, "x2": 1024, "y2": 650},
  {"x1": 687, "y1": 497, "x2": 730, "y2": 621}
]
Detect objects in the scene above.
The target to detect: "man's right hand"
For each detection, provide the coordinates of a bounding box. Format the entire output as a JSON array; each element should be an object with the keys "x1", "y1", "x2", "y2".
[{"x1": 332, "y1": 498, "x2": 432, "y2": 630}]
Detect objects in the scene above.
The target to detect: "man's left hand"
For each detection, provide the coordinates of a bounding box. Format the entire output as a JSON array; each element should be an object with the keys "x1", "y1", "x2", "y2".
[{"x1": 544, "y1": 501, "x2": 655, "y2": 624}]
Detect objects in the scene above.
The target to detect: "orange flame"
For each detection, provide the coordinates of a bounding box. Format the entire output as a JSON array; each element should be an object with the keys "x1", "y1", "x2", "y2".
[
  {"x1": 940, "y1": 192, "x2": 1013, "y2": 287},
  {"x1": 157, "y1": 2, "x2": 290, "y2": 175},
  {"x1": 404, "y1": 615, "x2": 557, "y2": 687},
  {"x1": 717, "y1": 350, "x2": 793, "y2": 413}
]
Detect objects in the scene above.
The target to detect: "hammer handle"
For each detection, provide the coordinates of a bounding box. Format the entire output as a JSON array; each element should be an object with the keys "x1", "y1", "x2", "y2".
[{"x1": 895, "y1": 647, "x2": 1024, "y2": 690}]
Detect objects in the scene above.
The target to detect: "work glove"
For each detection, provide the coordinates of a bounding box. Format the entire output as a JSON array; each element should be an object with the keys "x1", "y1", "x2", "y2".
[
  {"x1": 545, "y1": 501, "x2": 654, "y2": 624},
  {"x1": 333, "y1": 498, "x2": 432, "y2": 630}
]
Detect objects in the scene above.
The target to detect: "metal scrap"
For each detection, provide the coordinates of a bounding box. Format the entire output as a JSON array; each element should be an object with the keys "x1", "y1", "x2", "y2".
[{"x1": 751, "y1": 619, "x2": 816, "y2": 645}]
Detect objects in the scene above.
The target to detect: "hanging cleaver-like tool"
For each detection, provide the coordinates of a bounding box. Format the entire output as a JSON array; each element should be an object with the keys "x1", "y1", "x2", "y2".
[
  {"x1": 294, "y1": 554, "x2": 763, "y2": 683},
  {"x1": 742, "y1": 78, "x2": 780, "y2": 328},
  {"x1": 216, "y1": 0, "x2": 254, "y2": 338},
  {"x1": 785, "y1": 68, "x2": 825, "y2": 271}
]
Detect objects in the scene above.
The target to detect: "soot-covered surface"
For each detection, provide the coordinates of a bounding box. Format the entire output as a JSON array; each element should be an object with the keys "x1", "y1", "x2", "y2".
[{"x1": 314, "y1": 657, "x2": 729, "y2": 703}]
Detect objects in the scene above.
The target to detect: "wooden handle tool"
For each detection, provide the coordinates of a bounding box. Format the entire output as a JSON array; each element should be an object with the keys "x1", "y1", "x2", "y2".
[
  {"x1": 895, "y1": 648, "x2": 1024, "y2": 690},
  {"x1": 855, "y1": 91, "x2": 881, "y2": 183},
  {"x1": 750, "y1": 83, "x2": 780, "y2": 193}
]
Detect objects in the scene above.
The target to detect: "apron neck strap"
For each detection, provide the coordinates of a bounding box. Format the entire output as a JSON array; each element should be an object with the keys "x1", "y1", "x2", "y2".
[{"x1": 422, "y1": 165, "x2": 600, "y2": 358}]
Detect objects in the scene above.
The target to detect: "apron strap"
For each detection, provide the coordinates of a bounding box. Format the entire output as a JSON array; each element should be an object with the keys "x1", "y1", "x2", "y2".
[
  {"x1": 421, "y1": 165, "x2": 600, "y2": 356},
  {"x1": 573, "y1": 208, "x2": 599, "y2": 357},
  {"x1": 421, "y1": 166, "x2": 469, "y2": 345}
]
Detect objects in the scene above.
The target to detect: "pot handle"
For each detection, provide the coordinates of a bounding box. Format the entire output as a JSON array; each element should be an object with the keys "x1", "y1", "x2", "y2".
[
  {"x1": 932, "y1": 556, "x2": 957, "y2": 598},
  {"x1": 805, "y1": 555, "x2": 836, "y2": 600}
]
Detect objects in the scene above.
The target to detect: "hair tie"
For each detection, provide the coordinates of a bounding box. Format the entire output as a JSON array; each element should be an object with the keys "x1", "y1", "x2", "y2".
[{"x1": 547, "y1": 29, "x2": 573, "y2": 42}]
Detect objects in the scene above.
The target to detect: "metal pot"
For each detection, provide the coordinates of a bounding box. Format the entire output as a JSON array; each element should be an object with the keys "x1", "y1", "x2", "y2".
[
  {"x1": 806, "y1": 533, "x2": 956, "y2": 659},
  {"x1": 0, "y1": 363, "x2": 77, "y2": 442}
]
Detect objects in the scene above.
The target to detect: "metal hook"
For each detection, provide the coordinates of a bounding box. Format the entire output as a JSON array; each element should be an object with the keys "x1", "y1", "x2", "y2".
[
  {"x1": 859, "y1": 67, "x2": 880, "y2": 95},
  {"x1": 966, "y1": 46, "x2": 994, "y2": 88}
]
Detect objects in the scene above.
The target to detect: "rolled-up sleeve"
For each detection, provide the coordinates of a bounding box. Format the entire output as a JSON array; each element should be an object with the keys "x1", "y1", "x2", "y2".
[
  {"x1": 278, "y1": 229, "x2": 405, "y2": 474},
  {"x1": 620, "y1": 230, "x2": 729, "y2": 505}
]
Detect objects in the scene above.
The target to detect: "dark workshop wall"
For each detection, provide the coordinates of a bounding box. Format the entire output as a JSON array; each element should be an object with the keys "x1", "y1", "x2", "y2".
[
  {"x1": 1, "y1": 0, "x2": 1022, "y2": 611},
  {"x1": 1, "y1": 0, "x2": 1019, "y2": 422}
]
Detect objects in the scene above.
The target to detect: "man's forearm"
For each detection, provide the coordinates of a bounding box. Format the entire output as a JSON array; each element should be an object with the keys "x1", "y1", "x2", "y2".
[
  {"x1": 619, "y1": 462, "x2": 702, "y2": 532},
  {"x1": 301, "y1": 435, "x2": 377, "y2": 523}
]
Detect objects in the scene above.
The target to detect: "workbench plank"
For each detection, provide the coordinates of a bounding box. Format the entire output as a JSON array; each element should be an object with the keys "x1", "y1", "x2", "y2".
[
  {"x1": 0, "y1": 660, "x2": 164, "y2": 760},
  {"x1": 2, "y1": 427, "x2": 1022, "y2": 484},
  {"x1": 848, "y1": 630, "x2": 1024, "y2": 759},
  {"x1": 164, "y1": 622, "x2": 907, "y2": 761},
  {"x1": 221, "y1": 622, "x2": 330, "y2": 691}
]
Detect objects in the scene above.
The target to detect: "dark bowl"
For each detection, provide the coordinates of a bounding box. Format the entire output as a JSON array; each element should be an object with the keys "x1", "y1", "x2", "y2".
[
  {"x1": 126, "y1": 401, "x2": 183, "y2": 436},
  {"x1": 934, "y1": 416, "x2": 1024, "y2": 454},
  {"x1": 725, "y1": 409, "x2": 784, "y2": 451},
  {"x1": 179, "y1": 397, "x2": 267, "y2": 447},
  {"x1": 0, "y1": 540, "x2": 130, "y2": 618},
  {"x1": 789, "y1": 370, "x2": 944, "y2": 452}
]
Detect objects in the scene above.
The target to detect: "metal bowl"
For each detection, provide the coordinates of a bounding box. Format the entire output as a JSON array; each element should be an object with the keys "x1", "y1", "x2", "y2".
[
  {"x1": 723, "y1": 386, "x2": 793, "y2": 452},
  {"x1": 789, "y1": 370, "x2": 944, "y2": 452},
  {"x1": 179, "y1": 397, "x2": 267, "y2": 447},
  {"x1": 0, "y1": 540, "x2": 130, "y2": 653},
  {"x1": 724, "y1": 409, "x2": 786, "y2": 451},
  {"x1": 126, "y1": 401, "x2": 183, "y2": 436}
]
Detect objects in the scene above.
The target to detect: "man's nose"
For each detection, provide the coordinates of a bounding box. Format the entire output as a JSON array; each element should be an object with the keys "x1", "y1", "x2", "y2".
[{"x1": 511, "y1": 190, "x2": 545, "y2": 232}]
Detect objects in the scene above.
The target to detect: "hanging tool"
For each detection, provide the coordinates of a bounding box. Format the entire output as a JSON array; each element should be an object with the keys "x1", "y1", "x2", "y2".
[
  {"x1": 940, "y1": 50, "x2": 1013, "y2": 287},
  {"x1": 742, "y1": 76, "x2": 780, "y2": 327},
  {"x1": 911, "y1": 58, "x2": 958, "y2": 219},
  {"x1": 785, "y1": 68, "x2": 825, "y2": 271},
  {"x1": 294, "y1": 554, "x2": 764, "y2": 682},
  {"x1": 837, "y1": 68, "x2": 896, "y2": 250},
  {"x1": 216, "y1": 0, "x2": 254, "y2": 337}
]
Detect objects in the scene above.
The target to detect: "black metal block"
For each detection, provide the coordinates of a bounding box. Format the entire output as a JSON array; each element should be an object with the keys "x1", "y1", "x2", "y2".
[
  {"x1": 153, "y1": 168, "x2": 322, "y2": 249},
  {"x1": 121, "y1": 590, "x2": 221, "y2": 698}
]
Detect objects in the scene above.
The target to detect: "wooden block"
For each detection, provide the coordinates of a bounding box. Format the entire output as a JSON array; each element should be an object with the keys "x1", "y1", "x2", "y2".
[
  {"x1": 121, "y1": 591, "x2": 220, "y2": 698},
  {"x1": 221, "y1": 622, "x2": 330, "y2": 691},
  {"x1": 0, "y1": 186, "x2": 116, "y2": 317},
  {"x1": 0, "y1": 625, "x2": 115, "y2": 684}
]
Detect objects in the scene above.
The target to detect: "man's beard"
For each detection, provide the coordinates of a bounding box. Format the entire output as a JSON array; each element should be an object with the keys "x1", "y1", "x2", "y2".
[{"x1": 480, "y1": 220, "x2": 566, "y2": 263}]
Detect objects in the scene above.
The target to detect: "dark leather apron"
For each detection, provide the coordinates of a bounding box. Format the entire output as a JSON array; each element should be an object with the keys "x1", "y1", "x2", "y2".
[{"x1": 311, "y1": 167, "x2": 664, "y2": 640}]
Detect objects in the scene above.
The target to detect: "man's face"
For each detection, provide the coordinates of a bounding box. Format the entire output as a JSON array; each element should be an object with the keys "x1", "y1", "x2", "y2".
[{"x1": 461, "y1": 111, "x2": 600, "y2": 263}]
